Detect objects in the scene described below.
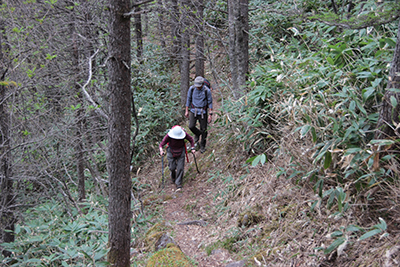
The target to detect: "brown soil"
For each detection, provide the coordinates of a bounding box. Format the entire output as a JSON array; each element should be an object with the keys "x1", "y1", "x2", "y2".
[
  {"x1": 135, "y1": 96, "x2": 240, "y2": 266},
  {"x1": 159, "y1": 104, "x2": 237, "y2": 266},
  {"x1": 160, "y1": 167, "x2": 235, "y2": 266}
]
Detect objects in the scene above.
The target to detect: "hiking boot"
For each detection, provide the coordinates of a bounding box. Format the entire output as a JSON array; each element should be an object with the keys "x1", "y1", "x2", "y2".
[{"x1": 200, "y1": 140, "x2": 206, "y2": 153}]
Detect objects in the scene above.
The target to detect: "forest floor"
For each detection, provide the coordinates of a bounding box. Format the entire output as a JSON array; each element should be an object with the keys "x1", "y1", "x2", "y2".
[
  {"x1": 131, "y1": 88, "x2": 400, "y2": 267},
  {"x1": 133, "y1": 97, "x2": 246, "y2": 266},
  {"x1": 156, "y1": 156, "x2": 237, "y2": 266}
]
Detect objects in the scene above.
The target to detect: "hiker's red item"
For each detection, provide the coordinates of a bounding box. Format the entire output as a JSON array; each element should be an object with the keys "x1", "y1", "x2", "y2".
[{"x1": 184, "y1": 144, "x2": 189, "y2": 163}]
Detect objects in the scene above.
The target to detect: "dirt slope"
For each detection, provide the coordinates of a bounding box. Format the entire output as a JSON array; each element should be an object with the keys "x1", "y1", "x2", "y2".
[
  {"x1": 133, "y1": 88, "x2": 400, "y2": 266},
  {"x1": 158, "y1": 98, "x2": 240, "y2": 266},
  {"x1": 160, "y1": 166, "x2": 235, "y2": 266},
  {"x1": 133, "y1": 94, "x2": 245, "y2": 266}
]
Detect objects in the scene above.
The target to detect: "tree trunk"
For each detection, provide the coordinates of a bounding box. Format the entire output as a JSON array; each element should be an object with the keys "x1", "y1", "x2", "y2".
[
  {"x1": 0, "y1": 11, "x2": 15, "y2": 257},
  {"x1": 375, "y1": 20, "x2": 400, "y2": 140},
  {"x1": 180, "y1": 32, "x2": 190, "y2": 109},
  {"x1": 107, "y1": 0, "x2": 132, "y2": 265},
  {"x1": 72, "y1": 24, "x2": 86, "y2": 202},
  {"x1": 179, "y1": 0, "x2": 190, "y2": 109},
  {"x1": 195, "y1": 0, "x2": 205, "y2": 78},
  {"x1": 134, "y1": 1, "x2": 143, "y2": 61},
  {"x1": 228, "y1": 0, "x2": 248, "y2": 99},
  {"x1": 240, "y1": 0, "x2": 249, "y2": 81},
  {"x1": 228, "y1": 0, "x2": 240, "y2": 99},
  {"x1": 170, "y1": 0, "x2": 180, "y2": 60},
  {"x1": 157, "y1": 0, "x2": 167, "y2": 49}
]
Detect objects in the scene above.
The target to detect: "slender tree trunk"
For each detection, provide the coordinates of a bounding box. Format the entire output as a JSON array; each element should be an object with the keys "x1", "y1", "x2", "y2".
[
  {"x1": 228, "y1": 0, "x2": 248, "y2": 99},
  {"x1": 134, "y1": 1, "x2": 143, "y2": 60},
  {"x1": 179, "y1": 0, "x2": 190, "y2": 109},
  {"x1": 236, "y1": 1, "x2": 245, "y2": 88},
  {"x1": 72, "y1": 26, "x2": 86, "y2": 202},
  {"x1": 76, "y1": 98, "x2": 85, "y2": 202},
  {"x1": 107, "y1": 0, "x2": 132, "y2": 265},
  {"x1": 180, "y1": 32, "x2": 190, "y2": 108},
  {"x1": 157, "y1": 0, "x2": 167, "y2": 49},
  {"x1": 228, "y1": 0, "x2": 240, "y2": 99},
  {"x1": 170, "y1": 0, "x2": 180, "y2": 60},
  {"x1": 0, "y1": 102, "x2": 14, "y2": 258},
  {"x1": 0, "y1": 12, "x2": 15, "y2": 257},
  {"x1": 240, "y1": 0, "x2": 249, "y2": 80},
  {"x1": 375, "y1": 20, "x2": 400, "y2": 140},
  {"x1": 195, "y1": 0, "x2": 205, "y2": 78}
]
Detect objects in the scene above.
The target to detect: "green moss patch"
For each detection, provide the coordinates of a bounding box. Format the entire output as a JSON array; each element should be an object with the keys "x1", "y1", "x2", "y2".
[
  {"x1": 146, "y1": 243, "x2": 194, "y2": 267},
  {"x1": 143, "y1": 222, "x2": 173, "y2": 251}
]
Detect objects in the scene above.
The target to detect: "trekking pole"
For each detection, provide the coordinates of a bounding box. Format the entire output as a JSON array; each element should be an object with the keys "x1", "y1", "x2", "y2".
[
  {"x1": 192, "y1": 152, "x2": 200, "y2": 174},
  {"x1": 161, "y1": 154, "x2": 165, "y2": 189}
]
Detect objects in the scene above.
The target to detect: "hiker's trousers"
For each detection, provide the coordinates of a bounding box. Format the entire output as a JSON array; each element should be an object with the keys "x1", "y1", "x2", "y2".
[
  {"x1": 188, "y1": 111, "x2": 208, "y2": 148},
  {"x1": 167, "y1": 147, "x2": 185, "y2": 187}
]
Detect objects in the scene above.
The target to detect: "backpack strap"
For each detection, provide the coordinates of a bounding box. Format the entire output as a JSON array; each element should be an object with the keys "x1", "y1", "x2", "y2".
[
  {"x1": 204, "y1": 78, "x2": 211, "y2": 89},
  {"x1": 204, "y1": 87, "x2": 208, "y2": 110},
  {"x1": 189, "y1": 86, "x2": 194, "y2": 108}
]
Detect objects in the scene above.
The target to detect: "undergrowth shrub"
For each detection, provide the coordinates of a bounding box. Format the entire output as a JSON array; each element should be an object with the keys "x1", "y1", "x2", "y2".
[
  {"x1": 0, "y1": 200, "x2": 109, "y2": 266},
  {"x1": 226, "y1": 0, "x2": 400, "y2": 254},
  {"x1": 244, "y1": 4, "x2": 398, "y2": 187},
  {"x1": 131, "y1": 89, "x2": 180, "y2": 167},
  {"x1": 130, "y1": 43, "x2": 181, "y2": 168}
]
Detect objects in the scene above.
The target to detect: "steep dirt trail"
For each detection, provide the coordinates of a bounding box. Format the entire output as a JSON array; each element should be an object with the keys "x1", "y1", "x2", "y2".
[
  {"x1": 159, "y1": 97, "x2": 239, "y2": 266},
  {"x1": 161, "y1": 174, "x2": 234, "y2": 266}
]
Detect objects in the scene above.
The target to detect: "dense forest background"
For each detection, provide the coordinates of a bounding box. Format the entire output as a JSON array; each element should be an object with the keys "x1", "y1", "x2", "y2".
[{"x1": 2, "y1": 0, "x2": 400, "y2": 266}]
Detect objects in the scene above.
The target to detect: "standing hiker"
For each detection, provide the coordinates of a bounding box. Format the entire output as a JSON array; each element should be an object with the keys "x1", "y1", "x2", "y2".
[
  {"x1": 185, "y1": 76, "x2": 213, "y2": 153},
  {"x1": 159, "y1": 125, "x2": 195, "y2": 190}
]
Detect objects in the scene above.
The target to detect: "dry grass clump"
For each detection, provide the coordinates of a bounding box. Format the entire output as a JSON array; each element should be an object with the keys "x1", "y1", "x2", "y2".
[{"x1": 205, "y1": 123, "x2": 400, "y2": 266}]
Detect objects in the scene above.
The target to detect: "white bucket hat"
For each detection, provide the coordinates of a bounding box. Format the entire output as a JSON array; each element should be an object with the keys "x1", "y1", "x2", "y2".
[
  {"x1": 194, "y1": 76, "x2": 204, "y2": 87},
  {"x1": 168, "y1": 125, "x2": 186, "y2": 139}
]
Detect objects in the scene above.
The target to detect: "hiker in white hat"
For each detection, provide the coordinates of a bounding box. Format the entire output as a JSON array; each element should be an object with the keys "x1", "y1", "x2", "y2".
[
  {"x1": 159, "y1": 125, "x2": 195, "y2": 190},
  {"x1": 185, "y1": 76, "x2": 213, "y2": 153}
]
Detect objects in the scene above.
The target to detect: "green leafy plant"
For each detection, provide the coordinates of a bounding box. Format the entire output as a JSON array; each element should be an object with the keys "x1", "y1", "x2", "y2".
[
  {"x1": 0, "y1": 201, "x2": 109, "y2": 266},
  {"x1": 246, "y1": 153, "x2": 267, "y2": 167},
  {"x1": 321, "y1": 218, "x2": 388, "y2": 255}
]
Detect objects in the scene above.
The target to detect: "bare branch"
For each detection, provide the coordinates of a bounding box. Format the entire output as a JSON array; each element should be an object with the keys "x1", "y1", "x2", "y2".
[
  {"x1": 80, "y1": 49, "x2": 109, "y2": 121},
  {"x1": 124, "y1": 8, "x2": 152, "y2": 16},
  {"x1": 124, "y1": 0, "x2": 155, "y2": 17},
  {"x1": 130, "y1": 95, "x2": 139, "y2": 165}
]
